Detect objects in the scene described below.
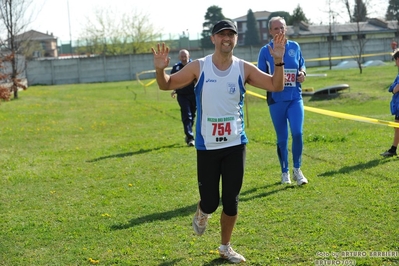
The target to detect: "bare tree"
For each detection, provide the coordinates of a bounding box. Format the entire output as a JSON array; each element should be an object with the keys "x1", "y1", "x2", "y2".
[
  {"x1": 318, "y1": 0, "x2": 343, "y2": 70},
  {"x1": 342, "y1": 0, "x2": 371, "y2": 73},
  {"x1": 78, "y1": 8, "x2": 123, "y2": 56},
  {"x1": 326, "y1": 0, "x2": 340, "y2": 70},
  {"x1": 77, "y1": 8, "x2": 160, "y2": 56},
  {"x1": 120, "y1": 11, "x2": 160, "y2": 54},
  {"x1": 344, "y1": 0, "x2": 353, "y2": 21},
  {"x1": 348, "y1": 23, "x2": 368, "y2": 73},
  {"x1": 343, "y1": 0, "x2": 369, "y2": 22},
  {"x1": 0, "y1": 0, "x2": 33, "y2": 99},
  {"x1": 386, "y1": 0, "x2": 399, "y2": 47}
]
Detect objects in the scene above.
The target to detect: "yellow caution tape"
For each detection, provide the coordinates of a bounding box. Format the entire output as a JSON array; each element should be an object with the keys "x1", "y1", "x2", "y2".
[
  {"x1": 306, "y1": 52, "x2": 390, "y2": 62},
  {"x1": 136, "y1": 53, "x2": 398, "y2": 129},
  {"x1": 245, "y1": 90, "x2": 399, "y2": 128},
  {"x1": 136, "y1": 67, "x2": 172, "y2": 88},
  {"x1": 246, "y1": 90, "x2": 266, "y2": 99},
  {"x1": 304, "y1": 106, "x2": 399, "y2": 128}
]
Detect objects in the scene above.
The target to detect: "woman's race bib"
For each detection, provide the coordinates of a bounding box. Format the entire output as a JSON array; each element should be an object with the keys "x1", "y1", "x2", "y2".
[{"x1": 284, "y1": 68, "x2": 297, "y2": 87}]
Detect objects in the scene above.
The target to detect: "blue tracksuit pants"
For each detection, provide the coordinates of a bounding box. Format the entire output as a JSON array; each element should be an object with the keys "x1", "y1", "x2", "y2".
[{"x1": 269, "y1": 99, "x2": 304, "y2": 173}]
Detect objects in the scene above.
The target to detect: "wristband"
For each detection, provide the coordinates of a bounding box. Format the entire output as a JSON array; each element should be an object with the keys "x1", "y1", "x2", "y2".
[{"x1": 275, "y1": 62, "x2": 285, "y2": 66}]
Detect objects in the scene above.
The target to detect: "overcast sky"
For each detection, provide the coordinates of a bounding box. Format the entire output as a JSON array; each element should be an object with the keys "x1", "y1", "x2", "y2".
[{"x1": 28, "y1": 0, "x2": 388, "y2": 43}]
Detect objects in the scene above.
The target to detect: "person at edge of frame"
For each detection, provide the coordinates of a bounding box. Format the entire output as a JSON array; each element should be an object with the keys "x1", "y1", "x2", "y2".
[{"x1": 380, "y1": 48, "x2": 399, "y2": 157}]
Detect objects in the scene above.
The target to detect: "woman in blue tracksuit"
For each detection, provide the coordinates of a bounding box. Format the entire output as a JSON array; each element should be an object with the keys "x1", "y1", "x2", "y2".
[
  {"x1": 257, "y1": 16, "x2": 308, "y2": 185},
  {"x1": 380, "y1": 48, "x2": 399, "y2": 157}
]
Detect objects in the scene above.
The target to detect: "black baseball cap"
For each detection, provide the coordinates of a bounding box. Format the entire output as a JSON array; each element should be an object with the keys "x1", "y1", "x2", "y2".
[{"x1": 212, "y1": 20, "x2": 237, "y2": 35}]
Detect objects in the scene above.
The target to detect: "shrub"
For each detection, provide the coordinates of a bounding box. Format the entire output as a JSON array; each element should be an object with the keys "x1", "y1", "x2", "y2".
[{"x1": 0, "y1": 86, "x2": 11, "y2": 102}]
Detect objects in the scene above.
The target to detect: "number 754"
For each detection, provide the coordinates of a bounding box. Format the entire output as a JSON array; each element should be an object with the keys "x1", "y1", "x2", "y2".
[{"x1": 211, "y1": 122, "x2": 232, "y2": 136}]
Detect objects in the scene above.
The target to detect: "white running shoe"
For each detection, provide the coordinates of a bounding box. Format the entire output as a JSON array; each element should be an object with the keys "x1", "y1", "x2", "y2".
[
  {"x1": 293, "y1": 168, "x2": 308, "y2": 185},
  {"x1": 187, "y1": 139, "x2": 195, "y2": 147},
  {"x1": 218, "y1": 243, "x2": 246, "y2": 263},
  {"x1": 192, "y1": 202, "x2": 209, "y2": 235},
  {"x1": 281, "y1": 172, "x2": 291, "y2": 184}
]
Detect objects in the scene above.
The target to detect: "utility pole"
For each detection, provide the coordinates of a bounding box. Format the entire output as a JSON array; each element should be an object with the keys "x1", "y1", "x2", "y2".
[{"x1": 67, "y1": 0, "x2": 72, "y2": 55}]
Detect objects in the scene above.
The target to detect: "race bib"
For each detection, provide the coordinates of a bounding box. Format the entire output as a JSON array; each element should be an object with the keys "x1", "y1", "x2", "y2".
[
  {"x1": 205, "y1": 116, "x2": 238, "y2": 145},
  {"x1": 284, "y1": 68, "x2": 297, "y2": 87}
]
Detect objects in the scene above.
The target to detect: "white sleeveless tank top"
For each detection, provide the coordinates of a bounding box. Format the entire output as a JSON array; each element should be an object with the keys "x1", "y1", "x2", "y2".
[{"x1": 194, "y1": 54, "x2": 248, "y2": 150}]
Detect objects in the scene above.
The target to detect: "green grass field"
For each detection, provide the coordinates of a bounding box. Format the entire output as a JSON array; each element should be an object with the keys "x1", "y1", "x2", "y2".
[{"x1": 0, "y1": 64, "x2": 398, "y2": 265}]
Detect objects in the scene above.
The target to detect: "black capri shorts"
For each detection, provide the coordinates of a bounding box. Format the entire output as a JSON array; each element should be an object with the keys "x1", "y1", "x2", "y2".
[{"x1": 196, "y1": 144, "x2": 246, "y2": 216}]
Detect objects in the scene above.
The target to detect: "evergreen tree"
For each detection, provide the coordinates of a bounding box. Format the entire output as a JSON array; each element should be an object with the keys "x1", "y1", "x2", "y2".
[
  {"x1": 201, "y1": 6, "x2": 225, "y2": 49},
  {"x1": 268, "y1": 11, "x2": 291, "y2": 25},
  {"x1": 244, "y1": 9, "x2": 260, "y2": 46},
  {"x1": 352, "y1": 0, "x2": 368, "y2": 22},
  {"x1": 289, "y1": 5, "x2": 309, "y2": 25},
  {"x1": 386, "y1": 0, "x2": 399, "y2": 20}
]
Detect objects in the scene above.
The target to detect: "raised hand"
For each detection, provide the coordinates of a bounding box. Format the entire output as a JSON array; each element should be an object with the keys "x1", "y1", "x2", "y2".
[
  {"x1": 268, "y1": 32, "x2": 286, "y2": 62},
  {"x1": 151, "y1": 43, "x2": 171, "y2": 70}
]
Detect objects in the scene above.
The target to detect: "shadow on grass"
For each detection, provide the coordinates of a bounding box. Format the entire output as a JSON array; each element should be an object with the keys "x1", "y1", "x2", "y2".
[
  {"x1": 158, "y1": 258, "x2": 233, "y2": 266},
  {"x1": 318, "y1": 158, "x2": 392, "y2": 177},
  {"x1": 110, "y1": 203, "x2": 197, "y2": 230},
  {"x1": 111, "y1": 183, "x2": 290, "y2": 231},
  {"x1": 307, "y1": 93, "x2": 342, "y2": 102},
  {"x1": 202, "y1": 258, "x2": 233, "y2": 265},
  {"x1": 240, "y1": 182, "x2": 296, "y2": 202},
  {"x1": 132, "y1": 98, "x2": 181, "y2": 121},
  {"x1": 158, "y1": 258, "x2": 184, "y2": 266},
  {"x1": 86, "y1": 144, "x2": 181, "y2": 162}
]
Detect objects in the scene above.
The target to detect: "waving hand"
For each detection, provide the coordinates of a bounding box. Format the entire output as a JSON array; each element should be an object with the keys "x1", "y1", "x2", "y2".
[
  {"x1": 151, "y1": 43, "x2": 171, "y2": 70},
  {"x1": 268, "y1": 32, "x2": 286, "y2": 62}
]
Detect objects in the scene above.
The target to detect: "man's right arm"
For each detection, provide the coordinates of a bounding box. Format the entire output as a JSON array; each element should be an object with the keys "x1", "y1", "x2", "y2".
[{"x1": 155, "y1": 61, "x2": 198, "y2": 91}]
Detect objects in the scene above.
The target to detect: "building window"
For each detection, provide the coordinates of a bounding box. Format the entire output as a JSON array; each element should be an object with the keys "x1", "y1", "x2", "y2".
[
  {"x1": 33, "y1": 51, "x2": 41, "y2": 58},
  {"x1": 342, "y1": 35, "x2": 351, "y2": 40},
  {"x1": 242, "y1": 22, "x2": 247, "y2": 32},
  {"x1": 261, "y1": 20, "x2": 267, "y2": 29},
  {"x1": 262, "y1": 33, "x2": 268, "y2": 41},
  {"x1": 357, "y1": 34, "x2": 366, "y2": 39},
  {"x1": 327, "y1": 36, "x2": 336, "y2": 42}
]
